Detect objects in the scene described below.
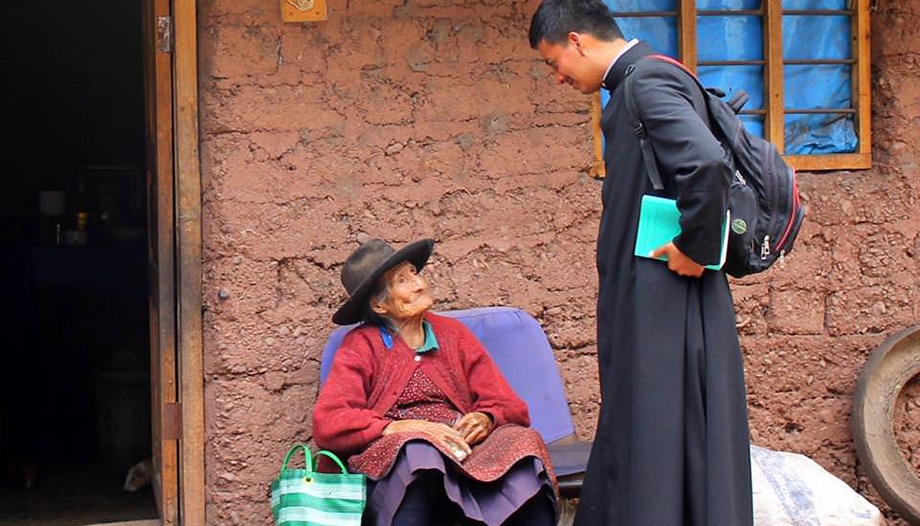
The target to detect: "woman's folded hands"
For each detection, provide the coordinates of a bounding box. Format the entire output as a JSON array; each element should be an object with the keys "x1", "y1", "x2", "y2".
[
  {"x1": 382, "y1": 418, "x2": 477, "y2": 462},
  {"x1": 453, "y1": 411, "x2": 494, "y2": 446}
]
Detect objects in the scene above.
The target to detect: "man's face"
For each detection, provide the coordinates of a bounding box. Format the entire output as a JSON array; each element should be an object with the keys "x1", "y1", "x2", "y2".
[{"x1": 536, "y1": 33, "x2": 603, "y2": 94}]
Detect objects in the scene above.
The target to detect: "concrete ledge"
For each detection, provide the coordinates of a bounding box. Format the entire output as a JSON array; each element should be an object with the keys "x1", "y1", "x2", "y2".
[{"x1": 83, "y1": 521, "x2": 160, "y2": 526}]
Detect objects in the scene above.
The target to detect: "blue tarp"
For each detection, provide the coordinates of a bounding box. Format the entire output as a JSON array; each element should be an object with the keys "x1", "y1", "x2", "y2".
[{"x1": 601, "y1": 0, "x2": 857, "y2": 154}]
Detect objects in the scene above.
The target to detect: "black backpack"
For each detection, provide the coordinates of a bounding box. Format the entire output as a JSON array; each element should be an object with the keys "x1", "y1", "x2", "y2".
[{"x1": 623, "y1": 55, "x2": 806, "y2": 278}]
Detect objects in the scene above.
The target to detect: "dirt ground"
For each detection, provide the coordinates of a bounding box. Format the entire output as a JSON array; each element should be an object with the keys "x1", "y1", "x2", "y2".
[{"x1": 0, "y1": 460, "x2": 156, "y2": 526}]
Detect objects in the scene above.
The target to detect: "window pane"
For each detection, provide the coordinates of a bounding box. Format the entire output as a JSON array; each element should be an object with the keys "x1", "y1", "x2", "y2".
[
  {"x1": 698, "y1": 65, "x2": 763, "y2": 108},
  {"x1": 699, "y1": 65, "x2": 764, "y2": 136},
  {"x1": 602, "y1": 0, "x2": 680, "y2": 112},
  {"x1": 783, "y1": 15, "x2": 851, "y2": 60},
  {"x1": 782, "y1": 0, "x2": 847, "y2": 9},
  {"x1": 605, "y1": 0, "x2": 678, "y2": 55},
  {"x1": 606, "y1": 0, "x2": 675, "y2": 12},
  {"x1": 783, "y1": 65, "x2": 856, "y2": 154},
  {"x1": 740, "y1": 114, "x2": 764, "y2": 140},
  {"x1": 697, "y1": 15, "x2": 762, "y2": 61},
  {"x1": 697, "y1": 11, "x2": 763, "y2": 138},
  {"x1": 784, "y1": 113, "x2": 857, "y2": 154},
  {"x1": 616, "y1": 17, "x2": 679, "y2": 56},
  {"x1": 697, "y1": 0, "x2": 761, "y2": 9},
  {"x1": 783, "y1": 64, "x2": 852, "y2": 110},
  {"x1": 782, "y1": 13, "x2": 856, "y2": 154}
]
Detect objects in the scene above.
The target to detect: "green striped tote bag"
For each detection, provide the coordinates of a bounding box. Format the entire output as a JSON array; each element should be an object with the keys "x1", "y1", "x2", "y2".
[{"x1": 270, "y1": 444, "x2": 366, "y2": 526}]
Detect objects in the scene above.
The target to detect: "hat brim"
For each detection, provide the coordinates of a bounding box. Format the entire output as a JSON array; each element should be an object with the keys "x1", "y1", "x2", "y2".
[{"x1": 332, "y1": 238, "x2": 434, "y2": 325}]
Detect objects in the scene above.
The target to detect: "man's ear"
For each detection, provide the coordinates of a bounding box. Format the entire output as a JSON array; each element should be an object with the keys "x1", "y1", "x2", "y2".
[{"x1": 568, "y1": 31, "x2": 584, "y2": 54}]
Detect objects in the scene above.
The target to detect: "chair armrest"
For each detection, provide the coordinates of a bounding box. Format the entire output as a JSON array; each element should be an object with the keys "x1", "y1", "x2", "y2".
[
  {"x1": 547, "y1": 439, "x2": 591, "y2": 499},
  {"x1": 547, "y1": 439, "x2": 591, "y2": 478}
]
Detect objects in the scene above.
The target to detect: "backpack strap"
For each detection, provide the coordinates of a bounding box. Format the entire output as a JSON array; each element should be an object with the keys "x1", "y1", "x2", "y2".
[
  {"x1": 623, "y1": 54, "x2": 705, "y2": 192},
  {"x1": 726, "y1": 90, "x2": 749, "y2": 114},
  {"x1": 623, "y1": 65, "x2": 665, "y2": 191},
  {"x1": 622, "y1": 55, "x2": 749, "y2": 191},
  {"x1": 643, "y1": 54, "x2": 749, "y2": 118}
]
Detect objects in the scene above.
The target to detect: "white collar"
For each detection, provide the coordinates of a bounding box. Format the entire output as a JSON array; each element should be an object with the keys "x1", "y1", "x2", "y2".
[{"x1": 603, "y1": 38, "x2": 640, "y2": 82}]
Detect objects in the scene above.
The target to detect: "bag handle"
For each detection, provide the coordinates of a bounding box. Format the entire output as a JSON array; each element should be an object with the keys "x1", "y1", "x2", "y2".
[
  {"x1": 315, "y1": 449, "x2": 349, "y2": 474},
  {"x1": 280, "y1": 443, "x2": 314, "y2": 473},
  {"x1": 279, "y1": 445, "x2": 351, "y2": 476}
]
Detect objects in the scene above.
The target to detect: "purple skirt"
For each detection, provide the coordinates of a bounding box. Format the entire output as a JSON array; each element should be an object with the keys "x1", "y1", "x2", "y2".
[{"x1": 366, "y1": 441, "x2": 555, "y2": 526}]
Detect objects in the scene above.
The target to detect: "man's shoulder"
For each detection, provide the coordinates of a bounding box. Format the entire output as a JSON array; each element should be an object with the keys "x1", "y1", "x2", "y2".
[
  {"x1": 631, "y1": 56, "x2": 694, "y2": 86},
  {"x1": 626, "y1": 56, "x2": 702, "y2": 113}
]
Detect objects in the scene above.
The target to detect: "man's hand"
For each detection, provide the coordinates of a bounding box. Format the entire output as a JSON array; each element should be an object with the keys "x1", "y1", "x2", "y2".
[
  {"x1": 453, "y1": 411, "x2": 493, "y2": 446},
  {"x1": 383, "y1": 419, "x2": 472, "y2": 461},
  {"x1": 650, "y1": 242, "x2": 705, "y2": 278}
]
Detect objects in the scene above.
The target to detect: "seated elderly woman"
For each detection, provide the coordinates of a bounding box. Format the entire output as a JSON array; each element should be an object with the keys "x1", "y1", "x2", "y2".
[{"x1": 313, "y1": 238, "x2": 557, "y2": 526}]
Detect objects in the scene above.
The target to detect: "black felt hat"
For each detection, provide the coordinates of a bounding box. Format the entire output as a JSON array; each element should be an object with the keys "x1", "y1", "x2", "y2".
[{"x1": 332, "y1": 238, "x2": 435, "y2": 325}]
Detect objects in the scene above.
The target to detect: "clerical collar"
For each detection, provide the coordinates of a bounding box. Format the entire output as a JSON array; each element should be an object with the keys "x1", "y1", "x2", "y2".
[
  {"x1": 601, "y1": 41, "x2": 654, "y2": 92},
  {"x1": 379, "y1": 321, "x2": 439, "y2": 354},
  {"x1": 601, "y1": 38, "x2": 639, "y2": 90}
]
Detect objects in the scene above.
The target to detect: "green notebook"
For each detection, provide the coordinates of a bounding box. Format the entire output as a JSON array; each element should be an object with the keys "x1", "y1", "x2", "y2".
[{"x1": 634, "y1": 194, "x2": 730, "y2": 271}]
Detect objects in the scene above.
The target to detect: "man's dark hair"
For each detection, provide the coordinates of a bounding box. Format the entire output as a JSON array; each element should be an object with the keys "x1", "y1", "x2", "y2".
[{"x1": 529, "y1": 0, "x2": 623, "y2": 49}]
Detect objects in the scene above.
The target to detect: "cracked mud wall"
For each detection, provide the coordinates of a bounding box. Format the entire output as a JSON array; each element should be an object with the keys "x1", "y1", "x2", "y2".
[{"x1": 196, "y1": 0, "x2": 920, "y2": 523}]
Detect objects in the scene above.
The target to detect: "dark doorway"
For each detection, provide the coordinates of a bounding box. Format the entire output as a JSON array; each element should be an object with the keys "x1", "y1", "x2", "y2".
[{"x1": 0, "y1": 1, "x2": 157, "y2": 524}]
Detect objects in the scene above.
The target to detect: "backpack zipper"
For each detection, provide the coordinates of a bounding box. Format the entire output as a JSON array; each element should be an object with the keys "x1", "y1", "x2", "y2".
[
  {"x1": 762, "y1": 181, "x2": 800, "y2": 260},
  {"x1": 655, "y1": 53, "x2": 802, "y2": 263},
  {"x1": 774, "y1": 169, "x2": 801, "y2": 252}
]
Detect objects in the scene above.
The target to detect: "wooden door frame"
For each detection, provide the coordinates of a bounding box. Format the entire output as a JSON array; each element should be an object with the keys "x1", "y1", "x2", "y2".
[
  {"x1": 145, "y1": 0, "x2": 179, "y2": 520},
  {"x1": 147, "y1": 0, "x2": 205, "y2": 522},
  {"x1": 173, "y1": 0, "x2": 206, "y2": 523}
]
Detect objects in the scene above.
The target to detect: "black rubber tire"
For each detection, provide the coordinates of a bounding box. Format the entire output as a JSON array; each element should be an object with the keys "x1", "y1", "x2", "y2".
[{"x1": 852, "y1": 324, "x2": 920, "y2": 525}]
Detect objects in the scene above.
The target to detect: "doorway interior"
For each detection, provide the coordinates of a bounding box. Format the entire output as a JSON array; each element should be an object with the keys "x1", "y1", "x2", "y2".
[{"x1": 0, "y1": 1, "x2": 158, "y2": 524}]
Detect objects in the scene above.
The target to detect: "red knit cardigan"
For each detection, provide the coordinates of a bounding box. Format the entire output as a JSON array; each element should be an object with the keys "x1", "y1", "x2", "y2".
[{"x1": 313, "y1": 312, "x2": 531, "y2": 455}]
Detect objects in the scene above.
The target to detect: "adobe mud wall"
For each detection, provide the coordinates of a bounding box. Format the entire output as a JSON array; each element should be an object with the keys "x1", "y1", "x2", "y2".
[{"x1": 197, "y1": 0, "x2": 920, "y2": 523}]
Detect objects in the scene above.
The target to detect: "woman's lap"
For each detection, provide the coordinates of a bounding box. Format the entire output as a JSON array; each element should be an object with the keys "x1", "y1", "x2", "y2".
[{"x1": 366, "y1": 441, "x2": 554, "y2": 526}]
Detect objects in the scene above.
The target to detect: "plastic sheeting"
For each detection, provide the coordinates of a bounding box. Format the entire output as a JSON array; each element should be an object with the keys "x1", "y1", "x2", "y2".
[{"x1": 601, "y1": 0, "x2": 857, "y2": 154}]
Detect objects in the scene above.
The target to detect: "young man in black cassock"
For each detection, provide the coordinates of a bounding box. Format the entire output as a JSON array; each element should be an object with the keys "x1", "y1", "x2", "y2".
[{"x1": 529, "y1": 1, "x2": 753, "y2": 525}]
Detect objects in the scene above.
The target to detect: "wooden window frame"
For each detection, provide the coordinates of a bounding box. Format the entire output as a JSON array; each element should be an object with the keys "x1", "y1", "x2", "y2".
[{"x1": 591, "y1": 0, "x2": 871, "y2": 176}]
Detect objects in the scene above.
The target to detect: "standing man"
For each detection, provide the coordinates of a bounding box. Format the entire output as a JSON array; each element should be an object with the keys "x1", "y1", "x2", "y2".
[{"x1": 529, "y1": 1, "x2": 753, "y2": 525}]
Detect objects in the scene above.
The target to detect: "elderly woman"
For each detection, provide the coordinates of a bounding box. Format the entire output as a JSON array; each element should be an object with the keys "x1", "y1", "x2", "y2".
[{"x1": 313, "y1": 238, "x2": 557, "y2": 526}]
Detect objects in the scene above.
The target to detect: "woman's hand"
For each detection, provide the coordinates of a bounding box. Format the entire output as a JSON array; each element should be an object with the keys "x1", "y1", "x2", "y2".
[
  {"x1": 382, "y1": 419, "x2": 472, "y2": 461},
  {"x1": 453, "y1": 411, "x2": 493, "y2": 446}
]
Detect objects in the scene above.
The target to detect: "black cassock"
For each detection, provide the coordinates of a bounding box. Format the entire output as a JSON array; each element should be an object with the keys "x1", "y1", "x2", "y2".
[{"x1": 574, "y1": 43, "x2": 753, "y2": 526}]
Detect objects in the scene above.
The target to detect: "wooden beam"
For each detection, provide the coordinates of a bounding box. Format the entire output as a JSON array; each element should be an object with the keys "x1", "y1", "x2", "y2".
[
  {"x1": 855, "y1": 0, "x2": 872, "y2": 160},
  {"x1": 786, "y1": 153, "x2": 872, "y2": 172},
  {"x1": 590, "y1": 92, "x2": 605, "y2": 178},
  {"x1": 173, "y1": 0, "x2": 205, "y2": 523},
  {"x1": 146, "y1": 0, "x2": 179, "y2": 520},
  {"x1": 679, "y1": 0, "x2": 697, "y2": 70},
  {"x1": 763, "y1": 1, "x2": 785, "y2": 150}
]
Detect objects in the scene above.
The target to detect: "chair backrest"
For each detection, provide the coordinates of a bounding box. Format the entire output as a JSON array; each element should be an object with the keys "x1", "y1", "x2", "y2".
[{"x1": 319, "y1": 306, "x2": 575, "y2": 444}]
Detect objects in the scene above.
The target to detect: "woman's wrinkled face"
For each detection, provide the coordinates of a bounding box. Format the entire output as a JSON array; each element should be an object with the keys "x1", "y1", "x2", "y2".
[{"x1": 373, "y1": 262, "x2": 434, "y2": 321}]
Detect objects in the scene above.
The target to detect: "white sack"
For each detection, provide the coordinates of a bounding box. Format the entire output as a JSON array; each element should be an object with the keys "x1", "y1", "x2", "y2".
[{"x1": 752, "y1": 445, "x2": 883, "y2": 526}]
